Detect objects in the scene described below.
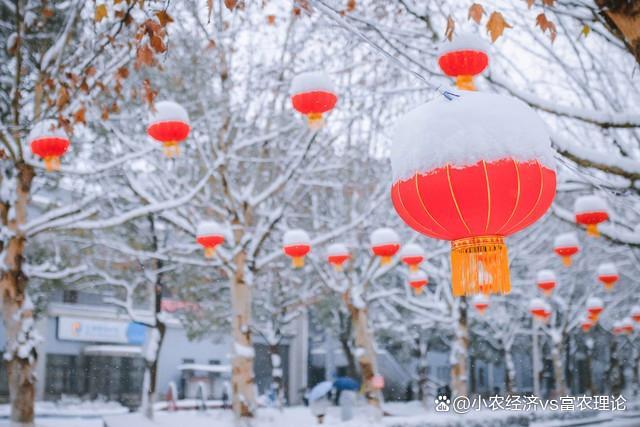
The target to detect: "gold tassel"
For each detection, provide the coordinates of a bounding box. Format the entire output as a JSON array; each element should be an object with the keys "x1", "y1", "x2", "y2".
[
  {"x1": 44, "y1": 156, "x2": 61, "y2": 171},
  {"x1": 204, "y1": 247, "x2": 215, "y2": 258},
  {"x1": 451, "y1": 236, "x2": 511, "y2": 297},
  {"x1": 561, "y1": 255, "x2": 572, "y2": 267},
  {"x1": 306, "y1": 113, "x2": 324, "y2": 130},
  {"x1": 163, "y1": 141, "x2": 180, "y2": 157},
  {"x1": 413, "y1": 286, "x2": 423, "y2": 296},
  {"x1": 455, "y1": 75, "x2": 476, "y2": 91},
  {"x1": 409, "y1": 264, "x2": 419, "y2": 272},
  {"x1": 292, "y1": 256, "x2": 305, "y2": 268},
  {"x1": 586, "y1": 224, "x2": 600, "y2": 238},
  {"x1": 379, "y1": 256, "x2": 392, "y2": 266},
  {"x1": 333, "y1": 264, "x2": 343, "y2": 272}
]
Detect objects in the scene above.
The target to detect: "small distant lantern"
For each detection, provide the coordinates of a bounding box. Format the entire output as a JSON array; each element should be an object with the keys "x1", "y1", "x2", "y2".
[
  {"x1": 621, "y1": 318, "x2": 634, "y2": 335},
  {"x1": 147, "y1": 101, "x2": 191, "y2": 157},
  {"x1": 581, "y1": 319, "x2": 593, "y2": 333},
  {"x1": 631, "y1": 306, "x2": 640, "y2": 324},
  {"x1": 574, "y1": 195, "x2": 610, "y2": 238},
  {"x1": 283, "y1": 229, "x2": 311, "y2": 268},
  {"x1": 586, "y1": 297, "x2": 604, "y2": 322},
  {"x1": 196, "y1": 221, "x2": 226, "y2": 258},
  {"x1": 553, "y1": 233, "x2": 580, "y2": 267},
  {"x1": 28, "y1": 119, "x2": 71, "y2": 171},
  {"x1": 290, "y1": 71, "x2": 337, "y2": 130},
  {"x1": 370, "y1": 228, "x2": 400, "y2": 266},
  {"x1": 407, "y1": 270, "x2": 428, "y2": 295},
  {"x1": 530, "y1": 298, "x2": 550, "y2": 323},
  {"x1": 472, "y1": 294, "x2": 490, "y2": 315},
  {"x1": 597, "y1": 263, "x2": 619, "y2": 290},
  {"x1": 399, "y1": 243, "x2": 426, "y2": 271},
  {"x1": 326, "y1": 243, "x2": 350, "y2": 271},
  {"x1": 371, "y1": 375, "x2": 385, "y2": 390},
  {"x1": 437, "y1": 33, "x2": 490, "y2": 91},
  {"x1": 536, "y1": 270, "x2": 557, "y2": 297}
]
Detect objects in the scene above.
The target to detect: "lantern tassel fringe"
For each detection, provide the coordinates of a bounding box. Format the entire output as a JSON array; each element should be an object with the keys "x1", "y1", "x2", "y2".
[
  {"x1": 306, "y1": 113, "x2": 325, "y2": 131},
  {"x1": 292, "y1": 256, "x2": 305, "y2": 269},
  {"x1": 561, "y1": 256, "x2": 572, "y2": 267},
  {"x1": 455, "y1": 75, "x2": 476, "y2": 91},
  {"x1": 204, "y1": 247, "x2": 216, "y2": 258},
  {"x1": 162, "y1": 141, "x2": 180, "y2": 158},
  {"x1": 586, "y1": 224, "x2": 600, "y2": 238},
  {"x1": 409, "y1": 265, "x2": 419, "y2": 272},
  {"x1": 412, "y1": 287, "x2": 423, "y2": 296},
  {"x1": 451, "y1": 235, "x2": 511, "y2": 297},
  {"x1": 44, "y1": 156, "x2": 61, "y2": 172},
  {"x1": 379, "y1": 256, "x2": 392, "y2": 266}
]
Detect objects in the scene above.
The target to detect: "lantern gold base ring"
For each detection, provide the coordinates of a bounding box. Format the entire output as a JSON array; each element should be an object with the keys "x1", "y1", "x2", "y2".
[{"x1": 450, "y1": 235, "x2": 511, "y2": 297}]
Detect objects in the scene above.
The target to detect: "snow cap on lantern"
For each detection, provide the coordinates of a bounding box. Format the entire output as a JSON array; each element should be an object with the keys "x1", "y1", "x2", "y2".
[
  {"x1": 631, "y1": 306, "x2": 640, "y2": 324},
  {"x1": 196, "y1": 221, "x2": 226, "y2": 258},
  {"x1": 529, "y1": 298, "x2": 549, "y2": 321},
  {"x1": 581, "y1": 317, "x2": 593, "y2": 332},
  {"x1": 472, "y1": 294, "x2": 490, "y2": 315},
  {"x1": 390, "y1": 91, "x2": 556, "y2": 297},
  {"x1": 370, "y1": 228, "x2": 400, "y2": 266},
  {"x1": 536, "y1": 269, "x2": 557, "y2": 296},
  {"x1": 621, "y1": 317, "x2": 634, "y2": 334},
  {"x1": 28, "y1": 119, "x2": 70, "y2": 171},
  {"x1": 612, "y1": 320, "x2": 623, "y2": 335},
  {"x1": 554, "y1": 232, "x2": 580, "y2": 267},
  {"x1": 399, "y1": 243, "x2": 426, "y2": 271},
  {"x1": 407, "y1": 270, "x2": 428, "y2": 295},
  {"x1": 597, "y1": 262, "x2": 619, "y2": 290},
  {"x1": 326, "y1": 243, "x2": 350, "y2": 271},
  {"x1": 586, "y1": 297, "x2": 604, "y2": 321},
  {"x1": 574, "y1": 195, "x2": 609, "y2": 238},
  {"x1": 147, "y1": 101, "x2": 190, "y2": 158},
  {"x1": 290, "y1": 71, "x2": 337, "y2": 130},
  {"x1": 438, "y1": 33, "x2": 490, "y2": 91},
  {"x1": 283, "y1": 229, "x2": 311, "y2": 268}
]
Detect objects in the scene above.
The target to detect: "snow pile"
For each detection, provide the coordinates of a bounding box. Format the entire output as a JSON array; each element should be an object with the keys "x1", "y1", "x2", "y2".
[
  {"x1": 597, "y1": 262, "x2": 617, "y2": 276},
  {"x1": 234, "y1": 341, "x2": 255, "y2": 358},
  {"x1": 143, "y1": 328, "x2": 161, "y2": 363},
  {"x1": 529, "y1": 298, "x2": 546, "y2": 311},
  {"x1": 587, "y1": 297, "x2": 603, "y2": 310},
  {"x1": 290, "y1": 71, "x2": 335, "y2": 95},
  {"x1": 196, "y1": 220, "x2": 226, "y2": 237},
  {"x1": 149, "y1": 101, "x2": 189, "y2": 124},
  {"x1": 391, "y1": 91, "x2": 555, "y2": 181},
  {"x1": 536, "y1": 269, "x2": 556, "y2": 282},
  {"x1": 554, "y1": 232, "x2": 579, "y2": 248},
  {"x1": 370, "y1": 227, "x2": 400, "y2": 246},
  {"x1": 27, "y1": 119, "x2": 68, "y2": 143},
  {"x1": 574, "y1": 194, "x2": 609, "y2": 214},
  {"x1": 283, "y1": 229, "x2": 310, "y2": 246},
  {"x1": 0, "y1": 397, "x2": 128, "y2": 418},
  {"x1": 472, "y1": 294, "x2": 489, "y2": 305},
  {"x1": 399, "y1": 243, "x2": 425, "y2": 258},
  {"x1": 438, "y1": 33, "x2": 490, "y2": 56},
  {"x1": 327, "y1": 242, "x2": 349, "y2": 257}
]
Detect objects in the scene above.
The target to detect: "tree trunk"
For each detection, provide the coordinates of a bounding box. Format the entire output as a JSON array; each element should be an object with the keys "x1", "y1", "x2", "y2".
[
  {"x1": 231, "y1": 249, "x2": 257, "y2": 418},
  {"x1": 338, "y1": 311, "x2": 358, "y2": 379},
  {"x1": 268, "y1": 343, "x2": 284, "y2": 409},
  {"x1": 2, "y1": 162, "x2": 36, "y2": 426},
  {"x1": 608, "y1": 338, "x2": 624, "y2": 395},
  {"x1": 550, "y1": 338, "x2": 567, "y2": 397},
  {"x1": 450, "y1": 298, "x2": 468, "y2": 397},
  {"x1": 348, "y1": 295, "x2": 383, "y2": 411},
  {"x1": 144, "y1": 321, "x2": 166, "y2": 420},
  {"x1": 414, "y1": 336, "x2": 429, "y2": 406},
  {"x1": 504, "y1": 348, "x2": 516, "y2": 395}
]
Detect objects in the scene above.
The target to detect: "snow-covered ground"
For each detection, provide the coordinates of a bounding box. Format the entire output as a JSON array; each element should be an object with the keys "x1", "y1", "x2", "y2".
[{"x1": 0, "y1": 398, "x2": 128, "y2": 418}]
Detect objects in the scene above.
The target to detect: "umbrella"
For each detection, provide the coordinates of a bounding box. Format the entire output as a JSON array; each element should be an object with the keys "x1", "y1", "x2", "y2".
[
  {"x1": 308, "y1": 381, "x2": 333, "y2": 402},
  {"x1": 333, "y1": 377, "x2": 360, "y2": 391}
]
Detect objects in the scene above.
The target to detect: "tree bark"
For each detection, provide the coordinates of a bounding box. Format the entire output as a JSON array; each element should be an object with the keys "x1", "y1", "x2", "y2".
[
  {"x1": 268, "y1": 343, "x2": 284, "y2": 409},
  {"x1": 2, "y1": 162, "x2": 36, "y2": 426},
  {"x1": 450, "y1": 298, "x2": 468, "y2": 397},
  {"x1": 414, "y1": 336, "x2": 429, "y2": 406},
  {"x1": 144, "y1": 321, "x2": 166, "y2": 420},
  {"x1": 504, "y1": 348, "x2": 516, "y2": 395},
  {"x1": 231, "y1": 248, "x2": 257, "y2": 417},
  {"x1": 337, "y1": 311, "x2": 358, "y2": 379},
  {"x1": 608, "y1": 338, "x2": 624, "y2": 395},
  {"x1": 550, "y1": 338, "x2": 567, "y2": 397}
]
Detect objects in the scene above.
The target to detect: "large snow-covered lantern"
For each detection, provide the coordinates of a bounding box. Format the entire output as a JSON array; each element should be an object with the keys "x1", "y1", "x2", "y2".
[
  {"x1": 536, "y1": 269, "x2": 557, "y2": 297},
  {"x1": 290, "y1": 71, "x2": 337, "y2": 130},
  {"x1": 370, "y1": 228, "x2": 400, "y2": 266},
  {"x1": 147, "y1": 101, "x2": 190, "y2": 158},
  {"x1": 597, "y1": 262, "x2": 619, "y2": 290},
  {"x1": 28, "y1": 120, "x2": 70, "y2": 171},
  {"x1": 472, "y1": 294, "x2": 490, "y2": 315},
  {"x1": 399, "y1": 243, "x2": 426, "y2": 271},
  {"x1": 390, "y1": 92, "x2": 556, "y2": 297},
  {"x1": 326, "y1": 243, "x2": 350, "y2": 271},
  {"x1": 632, "y1": 306, "x2": 640, "y2": 324},
  {"x1": 586, "y1": 297, "x2": 604, "y2": 322},
  {"x1": 196, "y1": 221, "x2": 226, "y2": 258},
  {"x1": 574, "y1": 195, "x2": 609, "y2": 238},
  {"x1": 283, "y1": 229, "x2": 311, "y2": 268},
  {"x1": 529, "y1": 298, "x2": 550, "y2": 322},
  {"x1": 554, "y1": 232, "x2": 580, "y2": 267},
  {"x1": 438, "y1": 34, "x2": 490, "y2": 91},
  {"x1": 407, "y1": 270, "x2": 428, "y2": 295}
]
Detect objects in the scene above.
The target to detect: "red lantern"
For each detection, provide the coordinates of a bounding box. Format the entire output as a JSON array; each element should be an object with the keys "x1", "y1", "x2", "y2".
[
  {"x1": 290, "y1": 71, "x2": 337, "y2": 130},
  {"x1": 597, "y1": 263, "x2": 619, "y2": 290},
  {"x1": 553, "y1": 233, "x2": 580, "y2": 267},
  {"x1": 632, "y1": 306, "x2": 640, "y2": 324},
  {"x1": 581, "y1": 319, "x2": 593, "y2": 332},
  {"x1": 407, "y1": 270, "x2": 428, "y2": 295},
  {"x1": 621, "y1": 318, "x2": 634, "y2": 335},
  {"x1": 196, "y1": 221, "x2": 225, "y2": 258},
  {"x1": 529, "y1": 298, "x2": 550, "y2": 322},
  {"x1": 472, "y1": 294, "x2": 490, "y2": 315},
  {"x1": 399, "y1": 243, "x2": 425, "y2": 271},
  {"x1": 574, "y1": 195, "x2": 609, "y2": 238},
  {"x1": 438, "y1": 34, "x2": 489, "y2": 91},
  {"x1": 326, "y1": 243, "x2": 350, "y2": 271},
  {"x1": 370, "y1": 228, "x2": 400, "y2": 266},
  {"x1": 28, "y1": 120, "x2": 70, "y2": 171},
  {"x1": 147, "y1": 101, "x2": 190, "y2": 157},
  {"x1": 536, "y1": 269, "x2": 556, "y2": 296},
  {"x1": 283, "y1": 229, "x2": 311, "y2": 268},
  {"x1": 587, "y1": 297, "x2": 603, "y2": 322},
  {"x1": 391, "y1": 92, "x2": 556, "y2": 297}
]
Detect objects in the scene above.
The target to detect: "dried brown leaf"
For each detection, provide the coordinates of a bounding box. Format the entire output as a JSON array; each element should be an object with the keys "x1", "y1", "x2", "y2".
[
  {"x1": 486, "y1": 11, "x2": 511, "y2": 42},
  {"x1": 468, "y1": 3, "x2": 485, "y2": 24},
  {"x1": 155, "y1": 10, "x2": 174, "y2": 26},
  {"x1": 95, "y1": 4, "x2": 108, "y2": 22},
  {"x1": 445, "y1": 15, "x2": 455, "y2": 41}
]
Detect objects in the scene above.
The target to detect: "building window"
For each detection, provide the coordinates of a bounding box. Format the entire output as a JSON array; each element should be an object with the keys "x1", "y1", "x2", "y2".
[
  {"x1": 209, "y1": 360, "x2": 220, "y2": 365},
  {"x1": 63, "y1": 290, "x2": 78, "y2": 304}
]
